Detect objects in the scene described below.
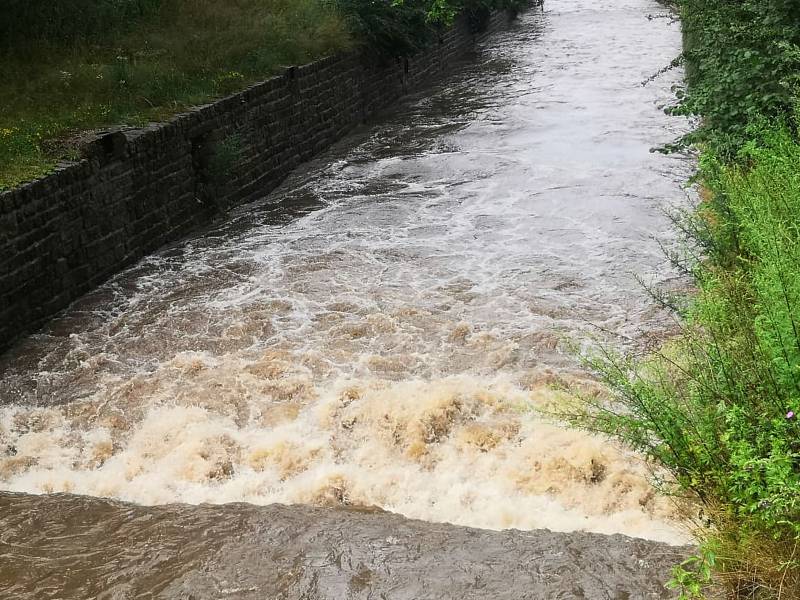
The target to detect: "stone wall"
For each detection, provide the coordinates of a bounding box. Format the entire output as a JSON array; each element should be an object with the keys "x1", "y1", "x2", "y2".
[{"x1": 0, "y1": 11, "x2": 517, "y2": 353}]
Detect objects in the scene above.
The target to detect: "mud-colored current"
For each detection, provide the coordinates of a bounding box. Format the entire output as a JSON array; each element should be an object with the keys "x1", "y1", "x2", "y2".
[{"x1": 0, "y1": 0, "x2": 693, "y2": 597}]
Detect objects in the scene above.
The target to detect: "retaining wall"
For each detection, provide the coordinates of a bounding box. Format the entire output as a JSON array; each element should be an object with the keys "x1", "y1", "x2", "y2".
[{"x1": 0, "y1": 11, "x2": 517, "y2": 353}]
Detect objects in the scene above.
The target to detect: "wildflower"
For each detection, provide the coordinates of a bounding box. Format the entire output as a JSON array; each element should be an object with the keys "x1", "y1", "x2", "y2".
[{"x1": 787, "y1": 410, "x2": 795, "y2": 420}]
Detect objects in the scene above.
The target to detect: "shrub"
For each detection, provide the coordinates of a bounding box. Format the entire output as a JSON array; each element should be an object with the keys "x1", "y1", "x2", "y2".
[
  {"x1": 328, "y1": 0, "x2": 529, "y2": 57},
  {"x1": 675, "y1": 0, "x2": 800, "y2": 158}
]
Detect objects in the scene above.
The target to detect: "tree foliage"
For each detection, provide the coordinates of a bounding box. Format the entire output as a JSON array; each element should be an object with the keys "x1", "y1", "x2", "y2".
[
  {"x1": 329, "y1": 0, "x2": 529, "y2": 56},
  {"x1": 675, "y1": 0, "x2": 800, "y2": 157}
]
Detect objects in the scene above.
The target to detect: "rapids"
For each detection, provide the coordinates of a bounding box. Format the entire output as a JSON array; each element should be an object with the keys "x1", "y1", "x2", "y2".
[{"x1": 0, "y1": 0, "x2": 694, "y2": 595}]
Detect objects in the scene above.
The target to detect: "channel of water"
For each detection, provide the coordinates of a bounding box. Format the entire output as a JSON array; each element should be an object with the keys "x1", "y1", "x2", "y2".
[{"x1": 0, "y1": 1, "x2": 694, "y2": 596}]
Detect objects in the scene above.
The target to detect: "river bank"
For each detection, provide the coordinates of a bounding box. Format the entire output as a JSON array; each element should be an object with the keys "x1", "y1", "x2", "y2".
[{"x1": 0, "y1": 0, "x2": 349, "y2": 191}]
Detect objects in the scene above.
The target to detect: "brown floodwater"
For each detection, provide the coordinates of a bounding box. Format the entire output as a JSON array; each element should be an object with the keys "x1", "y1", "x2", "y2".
[{"x1": 0, "y1": 0, "x2": 694, "y2": 597}]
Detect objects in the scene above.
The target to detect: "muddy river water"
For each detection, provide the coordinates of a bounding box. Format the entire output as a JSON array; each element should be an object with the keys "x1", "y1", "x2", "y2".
[{"x1": 0, "y1": 0, "x2": 693, "y2": 597}]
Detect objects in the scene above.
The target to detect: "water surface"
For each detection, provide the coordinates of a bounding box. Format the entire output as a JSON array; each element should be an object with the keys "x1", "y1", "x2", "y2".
[{"x1": 0, "y1": 1, "x2": 692, "y2": 586}]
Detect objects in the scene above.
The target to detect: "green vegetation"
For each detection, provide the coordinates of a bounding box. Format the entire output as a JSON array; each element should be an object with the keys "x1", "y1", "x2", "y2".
[
  {"x1": 570, "y1": 1, "x2": 800, "y2": 598},
  {"x1": 0, "y1": 0, "x2": 525, "y2": 191},
  {"x1": 332, "y1": 0, "x2": 528, "y2": 55},
  {"x1": 676, "y1": 0, "x2": 800, "y2": 159},
  {"x1": 0, "y1": 0, "x2": 350, "y2": 190}
]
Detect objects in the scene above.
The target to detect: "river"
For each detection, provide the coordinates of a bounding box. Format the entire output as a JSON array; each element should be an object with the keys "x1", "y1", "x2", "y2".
[{"x1": 0, "y1": 0, "x2": 693, "y2": 597}]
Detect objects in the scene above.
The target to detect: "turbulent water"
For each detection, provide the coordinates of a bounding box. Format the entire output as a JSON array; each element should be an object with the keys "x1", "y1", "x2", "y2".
[{"x1": 0, "y1": 0, "x2": 692, "y2": 593}]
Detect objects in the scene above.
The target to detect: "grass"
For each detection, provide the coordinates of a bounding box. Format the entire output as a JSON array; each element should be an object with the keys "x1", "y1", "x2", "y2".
[{"x1": 0, "y1": 0, "x2": 352, "y2": 190}]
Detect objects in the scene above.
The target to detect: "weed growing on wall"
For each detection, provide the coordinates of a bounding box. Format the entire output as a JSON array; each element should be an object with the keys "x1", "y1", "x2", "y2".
[{"x1": 208, "y1": 134, "x2": 244, "y2": 188}]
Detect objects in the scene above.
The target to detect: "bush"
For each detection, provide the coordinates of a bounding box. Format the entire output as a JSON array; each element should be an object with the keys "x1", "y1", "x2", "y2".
[
  {"x1": 675, "y1": 0, "x2": 800, "y2": 158},
  {"x1": 328, "y1": 0, "x2": 528, "y2": 57},
  {"x1": 328, "y1": 0, "x2": 433, "y2": 56}
]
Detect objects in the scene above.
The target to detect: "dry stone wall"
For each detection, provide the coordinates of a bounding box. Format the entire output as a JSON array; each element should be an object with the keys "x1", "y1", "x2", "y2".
[{"x1": 0, "y1": 11, "x2": 515, "y2": 353}]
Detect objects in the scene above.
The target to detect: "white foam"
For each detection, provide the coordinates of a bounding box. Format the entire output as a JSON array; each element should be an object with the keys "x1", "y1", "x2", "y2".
[{"x1": 0, "y1": 361, "x2": 689, "y2": 544}]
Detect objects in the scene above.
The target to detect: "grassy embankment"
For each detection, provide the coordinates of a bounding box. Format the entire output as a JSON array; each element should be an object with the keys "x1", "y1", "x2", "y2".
[
  {"x1": 571, "y1": 1, "x2": 800, "y2": 598},
  {"x1": 0, "y1": 0, "x2": 526, "y2": 192},
  {"x1": 0, "y1": 0, "x2": 351, "y2": 191}
]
